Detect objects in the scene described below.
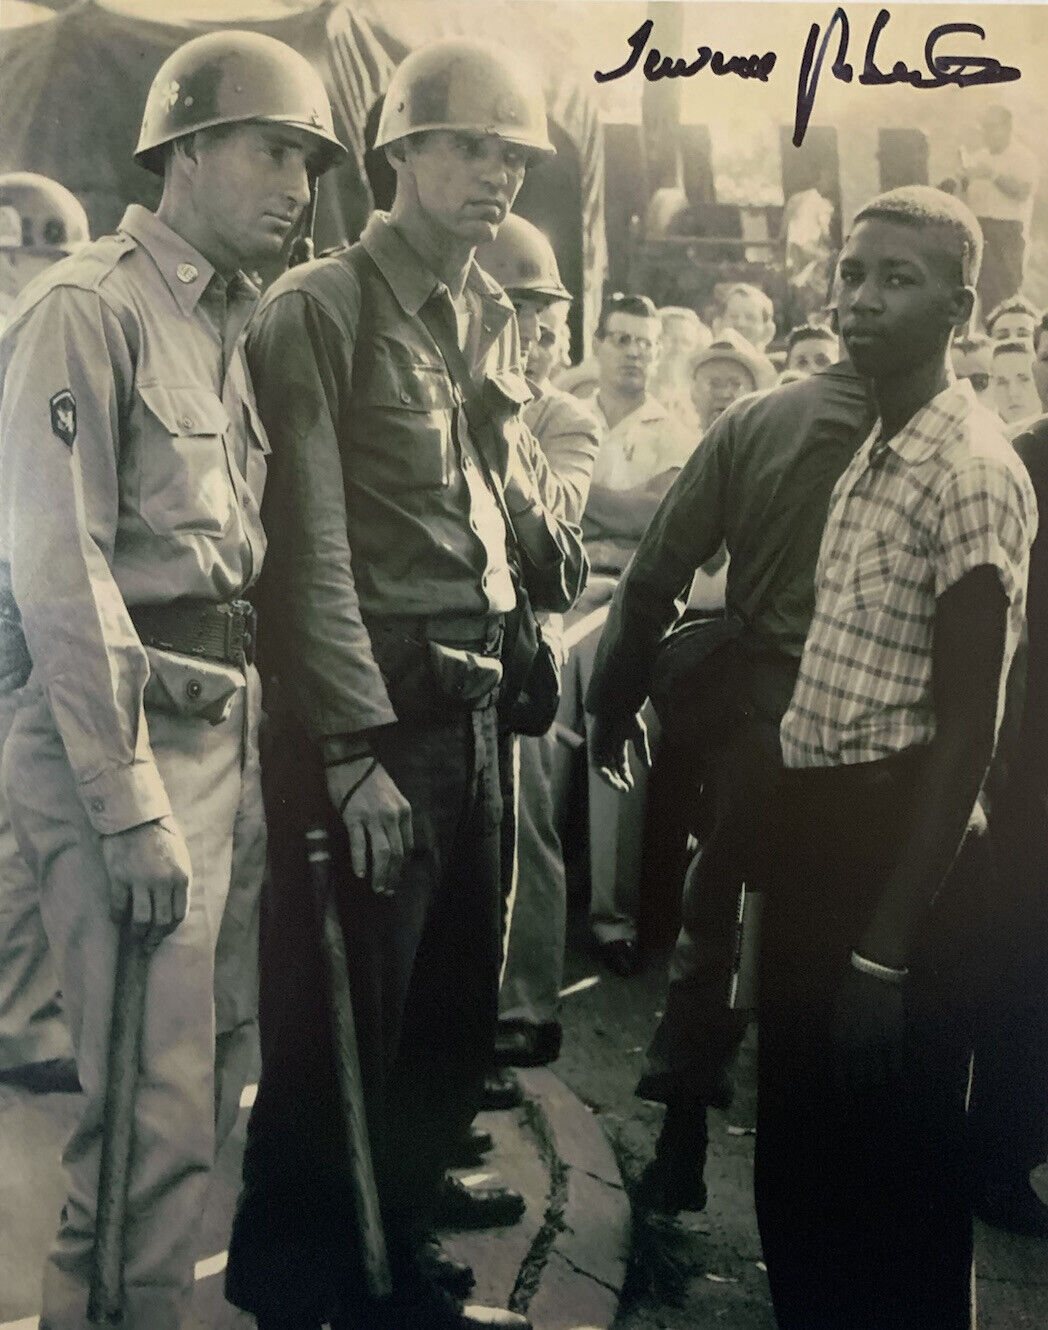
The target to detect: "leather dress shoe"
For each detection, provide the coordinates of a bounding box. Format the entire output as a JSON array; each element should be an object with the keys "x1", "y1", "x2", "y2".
[
  {"x1": 494, "y1": 1020, "x2": 562, "y2": 1068},
  {"x1": 372, "y1": 1284, "x2": 531, "y2": 1330},
  {"x1": 435, "y1": 1174, "x2": 526, "y2": 1230},
  {"x1": 0, "y1": 1056, "x2": 80, "y2": 1094},
  {"x1": 596, "y1": 936, "x2": 641, "y2": 977},
  {"x1": 416, "y1": 1237, "x2": 476, "y2": 1299},
  {"x1": 480, "y1": 1068, "x2": 523, "y2": 1110},
  {"x1": 974, "y1": 1179, "x2": 1048, "y2": 1237},
  {"x1": 448, "y1": 1123, "x2": 494, "y2": 1168}
]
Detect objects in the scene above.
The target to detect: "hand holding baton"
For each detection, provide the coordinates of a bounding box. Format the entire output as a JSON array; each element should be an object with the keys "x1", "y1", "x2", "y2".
[{"x1": 306, "y1": 824, "x2": 392, "y2": 1300}]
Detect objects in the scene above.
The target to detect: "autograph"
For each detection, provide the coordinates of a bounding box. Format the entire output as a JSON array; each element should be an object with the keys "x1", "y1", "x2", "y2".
[
  {"x1": 794, "y1": 7, "x2": 1022, "y2": 146},
  {"x1": 594, "y1": 18, "x2": 776, "y2": 85},
  {"x1": 594, "y1": 9, "x2": 1022, "y2": 149}
]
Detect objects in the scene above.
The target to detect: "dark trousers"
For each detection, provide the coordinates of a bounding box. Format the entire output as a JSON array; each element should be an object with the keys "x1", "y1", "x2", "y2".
[
  {"x1": 755, "y1": 752, "x2": 979, "y2": 1330},
  {"x1": 970, "y1": 767, "x2": 1048, "y2": 1188},
  {"x1": 977, "y1": 217, "x2": 1025, "y2": 320},
  {"x1": 641, "y1": 720, "x2": 780, "y2": 1103},
  {"x1": 226, "y1": 702, "x2": 503, "y2": 1324}
]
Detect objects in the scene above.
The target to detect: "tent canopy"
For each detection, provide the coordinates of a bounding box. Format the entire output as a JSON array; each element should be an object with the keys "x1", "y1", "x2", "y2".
[{"x1": 0, "y1": 0, "x2": 606, "y2": 342}]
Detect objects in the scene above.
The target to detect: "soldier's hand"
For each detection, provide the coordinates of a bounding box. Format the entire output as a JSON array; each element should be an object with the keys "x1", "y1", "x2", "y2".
[
  {"x1": 326, "y1": 757, "x2": 414, "y2": 896},
  {"x1": 588, "y1": 711, "x2": 651, "y2": 792},
  {"x1": 101, "y1": 817, "x2": 191, "y2": 947}
]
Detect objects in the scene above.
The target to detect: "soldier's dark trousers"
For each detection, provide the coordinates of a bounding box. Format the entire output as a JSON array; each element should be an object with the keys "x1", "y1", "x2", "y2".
[
  {"x1": 755, "y1": 751, "x2": 979, "y2": 1330},
  {"x1": 226, "y1": 701, "x2": 503, "y2": 1326}
]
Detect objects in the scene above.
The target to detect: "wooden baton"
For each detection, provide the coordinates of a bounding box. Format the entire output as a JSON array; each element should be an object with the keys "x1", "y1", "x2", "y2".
[
  {"x1": 87, "y1": 909, "x2": 153, "y2": 1323},
  {"x1": 306, "y1": 825, "x2": 392, "y2": 1301}
]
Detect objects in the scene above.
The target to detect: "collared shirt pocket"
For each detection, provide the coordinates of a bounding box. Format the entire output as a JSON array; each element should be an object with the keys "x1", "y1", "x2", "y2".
[
  {"x1": 484, "y1": 370, "x2": 531, "y2": 415},
  {"x1": 356, "y1": 348, "x2": 455, "y2": 490},
  {"x1": 136, "y1": 383, "x2": 233, "y2": 536},
  {"x1": 483, "y1": 369, "x2": 532, "y2": 469},
  {"x1": 848, "y1": 533, "x2": 893, "y2": 615}
]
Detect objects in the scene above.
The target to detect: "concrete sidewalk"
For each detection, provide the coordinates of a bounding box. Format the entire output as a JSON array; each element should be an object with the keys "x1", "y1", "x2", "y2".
[{"x1": 0, "y1": 1066, "x2": 630, "y2": 1330}]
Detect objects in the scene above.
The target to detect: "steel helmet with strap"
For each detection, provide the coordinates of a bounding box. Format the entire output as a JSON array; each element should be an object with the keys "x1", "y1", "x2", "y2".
[
  {"x1": 374, "y1": 38, "x2": 554, "y2": 157},
  {"x1": 135, "y1": 30, "x2": 346, "y2": 174}
]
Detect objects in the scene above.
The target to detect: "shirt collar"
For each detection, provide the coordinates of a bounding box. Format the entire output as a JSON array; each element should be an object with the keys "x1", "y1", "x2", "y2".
[
  {"x1": 869, "y1": 379, "x2": 978, "y2": 467},
  {"x1": 360, "y1": 211, "x2": 514, "y2": 333},
  {"x1": 118, "y1": 205, "x2": 256, "y2": 317},
  {"x1": 597, "y1": 392, "x2": 668, "y2": 433}
]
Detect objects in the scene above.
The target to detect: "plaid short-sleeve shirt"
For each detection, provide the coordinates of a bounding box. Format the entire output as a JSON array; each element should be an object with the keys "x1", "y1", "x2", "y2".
[{"x1": 780, "y1": 380, "x2": 1037, "y2": 768}]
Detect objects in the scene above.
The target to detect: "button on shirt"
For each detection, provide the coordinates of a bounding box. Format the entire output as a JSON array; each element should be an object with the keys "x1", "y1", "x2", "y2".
[
  {"x1": 780, "y1": 381, "x2": 1037, "y2": 769},
  {"x1": 0, "y1": 205, "x2": 265, "y2": 833}
]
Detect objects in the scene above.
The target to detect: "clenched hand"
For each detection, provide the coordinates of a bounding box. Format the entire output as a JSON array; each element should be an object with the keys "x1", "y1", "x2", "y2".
[
  {"x1": 101, "y1": 816, "x2": 192, "y2": 948},
  {"x1": 326, "y1": 757, "x2": 414, "y2": 896}
]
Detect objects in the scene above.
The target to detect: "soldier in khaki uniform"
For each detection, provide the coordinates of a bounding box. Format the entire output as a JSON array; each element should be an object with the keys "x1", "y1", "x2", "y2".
[
  {"x1": 0, "y1": 32, "x2": 344, "y2": 1330},
  {"x1": 0, "y1": 172, "x2": 90, "y2": 1090},
  {"x1": 225, "y1": 38, "x2": 586, "y2": 1330}
]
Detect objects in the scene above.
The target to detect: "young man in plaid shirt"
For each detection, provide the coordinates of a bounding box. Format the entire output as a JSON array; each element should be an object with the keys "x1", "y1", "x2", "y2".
[{"x1": 758, "y1": 187, "x2": 1038, "y2": 1329}]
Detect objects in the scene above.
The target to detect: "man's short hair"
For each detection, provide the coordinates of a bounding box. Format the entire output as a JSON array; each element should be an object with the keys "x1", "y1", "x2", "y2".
[
  {"x1": 722, "y1": 281, "x2": 774, "y2": 320},
  {"x1": 596, "y1": 292, "x2": 658, "y2": 338},
  {"x1": 985, "y1": 294, "x2": 1041, "y2": 333},
  {"x1": 992, "y1": 339, "x2": 1033, "y2": 360},
  {"x1": 851, "y1": 185, "x2": 983, "y2": 288},
  {"x1": 658, "y1": 305, "x2": 702, "y2": 328},
  {"x1": 786, "y1": 323, "x2": 836, "y2": 354}
]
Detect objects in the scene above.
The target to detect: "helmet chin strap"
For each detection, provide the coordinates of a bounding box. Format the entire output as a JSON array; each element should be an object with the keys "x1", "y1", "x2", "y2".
[{"x1": 288, "y1": 179, "x2": 319, "y2": 269}]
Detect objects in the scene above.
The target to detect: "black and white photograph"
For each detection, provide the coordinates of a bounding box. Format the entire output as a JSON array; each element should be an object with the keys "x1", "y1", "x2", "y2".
[{"x1": 1, "y1": 2, "x2": 1047, "y2": 1327}]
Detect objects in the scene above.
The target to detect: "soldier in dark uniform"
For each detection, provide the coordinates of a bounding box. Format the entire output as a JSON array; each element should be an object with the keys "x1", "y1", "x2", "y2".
[{"x1": 225, "y1": 38, "x2": 586, "y2": 1330}]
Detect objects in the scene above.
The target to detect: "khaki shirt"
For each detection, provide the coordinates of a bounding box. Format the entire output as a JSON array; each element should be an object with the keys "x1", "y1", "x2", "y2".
[{"x1": 0, "y1": 205, "x2": 265, "y2": 834}]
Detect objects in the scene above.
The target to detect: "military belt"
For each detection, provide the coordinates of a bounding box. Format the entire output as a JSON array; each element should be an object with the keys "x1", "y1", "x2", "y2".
[
  {"x1": 130, "y1": 599, "x2": 256, "y2": 667},
  {"x1": 371, "y1": 612, "x2": 504, "y2": 653}
]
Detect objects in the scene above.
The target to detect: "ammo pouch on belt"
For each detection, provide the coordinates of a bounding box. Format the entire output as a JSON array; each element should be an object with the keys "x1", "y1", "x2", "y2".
[
  {"x1": 498, "y1": 575, "x2": 561, "y2": 737},
  {"x1": 142, "y1": 647, "x2": 243, "y2": 725},
  {"x1": 427, "y1": 642, "x2": 503, "y2": 705},
  {"x1": 367, "y1": 620, "x2": 503, "y2": 717}
]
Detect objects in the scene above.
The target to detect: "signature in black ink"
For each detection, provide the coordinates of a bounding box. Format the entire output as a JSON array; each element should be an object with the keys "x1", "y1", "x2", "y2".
[
  {"x1": 794, "y1": 7, "x2": 1022, "y2": 147},
  {"x1": 594, "y1": 18, "x2": 776, "y2": 86}
]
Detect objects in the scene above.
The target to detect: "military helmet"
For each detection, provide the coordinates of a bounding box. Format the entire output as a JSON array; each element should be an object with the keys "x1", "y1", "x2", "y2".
[
  {"x1": 135, "y1": 30, "x2": 346, "y2": 175},
  {"x1": 475, "y1": 215, "x2": 569, "y2": 301},
  {"x1": 0, "y1": 172, "x2": 90, "y2": 254},
  {"x1": 374, "y1": 38, "x2": 554, "y2": 157}
]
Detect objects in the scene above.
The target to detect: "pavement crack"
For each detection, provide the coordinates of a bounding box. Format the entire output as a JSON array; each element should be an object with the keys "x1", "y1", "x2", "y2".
[
  {"x1": 551, "y1": 1248, "x2": 621, "y2": 1293},
  {"x1": 508, "y1": 1097, "x2": 569, "y2": 1315},
  {"x1": 578, "y1": 1166, "x2": 625, "y2": 1190}
]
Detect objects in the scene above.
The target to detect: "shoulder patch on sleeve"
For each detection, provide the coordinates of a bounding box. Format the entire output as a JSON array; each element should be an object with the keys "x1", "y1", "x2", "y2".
[{"x1": 49, "y1": 389, "x2": 77, "y2": 448}]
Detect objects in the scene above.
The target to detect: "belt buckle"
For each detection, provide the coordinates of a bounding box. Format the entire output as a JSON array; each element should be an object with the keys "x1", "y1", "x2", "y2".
[{"x1": 222, "y1": 600, "x2": 254, "y2": 667}]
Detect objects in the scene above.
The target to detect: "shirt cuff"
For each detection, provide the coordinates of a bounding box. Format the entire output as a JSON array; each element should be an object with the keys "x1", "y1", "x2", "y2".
[{"x1": 78, "y1": 760, "x2": 172, "y2": 835}]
